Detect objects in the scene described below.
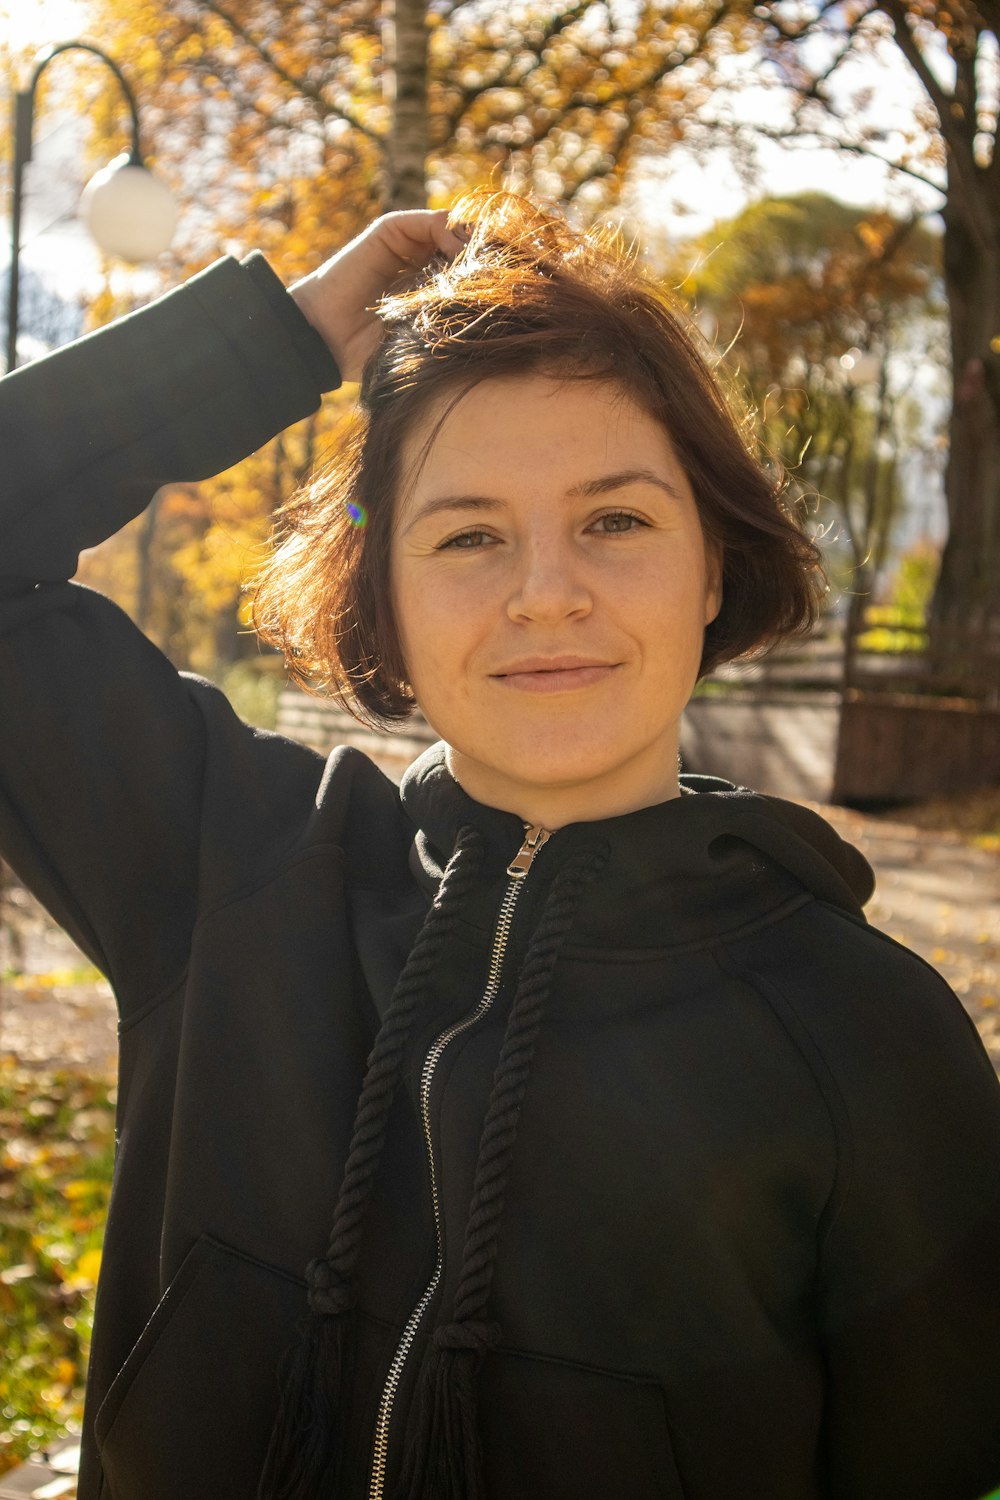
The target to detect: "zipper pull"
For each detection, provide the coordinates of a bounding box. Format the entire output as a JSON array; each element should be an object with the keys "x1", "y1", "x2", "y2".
[{"x1": 507, "y1": 823, "x2": 552, "y2": 879}]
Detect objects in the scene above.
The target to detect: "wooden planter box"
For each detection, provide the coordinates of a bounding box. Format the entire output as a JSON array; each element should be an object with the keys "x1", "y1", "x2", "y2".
[{"x1": 833, "y1": 693, "x2": 1000, "y2": 804}]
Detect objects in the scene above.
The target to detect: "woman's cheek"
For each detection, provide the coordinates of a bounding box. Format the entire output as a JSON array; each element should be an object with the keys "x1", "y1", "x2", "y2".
[{"x1": 397, "y1": 569, "x2": 468, "y2": 683}]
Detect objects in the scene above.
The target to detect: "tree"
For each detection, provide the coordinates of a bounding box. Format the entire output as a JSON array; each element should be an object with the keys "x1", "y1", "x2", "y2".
[
  {"x1": 78, "y1": 0, "x2": 754, "y2": 248},
  {"x1": 672, "y1": 192, "x2": 946, "y2": 638},
  {"x1": 736, "y1": 0, "x2": 999, "y2": 665}
]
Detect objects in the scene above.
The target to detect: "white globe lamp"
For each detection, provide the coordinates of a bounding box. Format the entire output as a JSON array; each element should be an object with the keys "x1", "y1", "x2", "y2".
[{"x1": 80, "y1": 150, "x2": 178, "y2": 263}]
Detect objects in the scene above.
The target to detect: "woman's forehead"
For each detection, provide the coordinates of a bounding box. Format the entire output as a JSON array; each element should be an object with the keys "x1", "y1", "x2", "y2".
[{"x1": 397, "y1": 372, "x2": 682, "y2": 499}]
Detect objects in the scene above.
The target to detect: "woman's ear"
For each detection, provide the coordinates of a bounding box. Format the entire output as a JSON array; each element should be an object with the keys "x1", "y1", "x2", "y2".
[{"x1": 703, "y1": 540, "x2": 724, "y2": 626}]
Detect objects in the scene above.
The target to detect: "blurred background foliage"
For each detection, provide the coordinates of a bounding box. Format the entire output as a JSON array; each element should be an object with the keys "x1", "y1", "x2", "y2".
[
  {"x1": 3, "y1": 0, "x2": 993, "y2": 704},
  {"x1": 672, "y1": 191, "x2": 947, "y2": 611},
  {"x1": 0, "y1": 1064, "x2": 115, "y2": 1473}
]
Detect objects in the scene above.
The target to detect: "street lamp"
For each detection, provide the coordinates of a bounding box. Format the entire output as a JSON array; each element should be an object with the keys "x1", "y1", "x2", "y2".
[{"x1": 5, "y1": 40, "x2": 178, "y2": 372}]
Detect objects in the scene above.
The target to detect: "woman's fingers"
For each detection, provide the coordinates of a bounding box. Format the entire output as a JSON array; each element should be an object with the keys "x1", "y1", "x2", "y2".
[
  {"x1": 372, "y1": 208, "x2": 469, "y2": 268},
  {"x1": 288, "y1": 209, "x2": 469, "y2": 382}
]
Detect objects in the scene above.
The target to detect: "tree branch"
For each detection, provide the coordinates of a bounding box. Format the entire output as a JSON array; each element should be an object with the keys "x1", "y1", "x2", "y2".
[
  {"x1": 764, "y1": 0, "x2": 876, "y2": 45},
  {"x1": 700, "y1": 112, "x2": 947, "y2": 194},
  {"x1": 527, "y1": 3, "x2": 725, "y2": 150},
  {"x1": 195, "y1": 0, "x2": 381, "y2": 143},
  {"x1": 441, "y1": 0, "x2": 591, "y2": 132},
  {"x1": 447, "y1": 0, "x2": 725, "y2": 153},
  {"x1": 876, "y1": 0, "x2": 967, "y2": 157},
  {"x1": 876, "y1": 0, "x2": 997, "y2": 245},
  {"x1": 790, "y1": 8, "x2": 878, "y2": 111},
  {"x1": 565, "y1": 105, "x2": 646, "y2": 201}
]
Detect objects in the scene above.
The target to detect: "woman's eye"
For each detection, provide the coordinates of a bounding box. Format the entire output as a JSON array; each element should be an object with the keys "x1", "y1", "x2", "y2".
[
  {"x1": 592, "y1": 511, "x2": 646, "y2": 534},
  {"x1": 438, "y1": 529, "x2": 494, "y2": 550}
]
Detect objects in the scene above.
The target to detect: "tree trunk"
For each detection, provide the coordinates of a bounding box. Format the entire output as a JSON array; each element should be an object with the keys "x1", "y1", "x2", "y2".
[
  {"x1": 382, "y1": 0, "x2": 429, "y2": 210},
  {"x1": 929, "y1": 189, "x2": 1000, "y2": 685}
]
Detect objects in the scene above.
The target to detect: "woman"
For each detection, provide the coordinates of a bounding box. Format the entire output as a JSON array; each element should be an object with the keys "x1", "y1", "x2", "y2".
[{"x1": 2, "y1": 191, "x2": 999, "y2": 1500}]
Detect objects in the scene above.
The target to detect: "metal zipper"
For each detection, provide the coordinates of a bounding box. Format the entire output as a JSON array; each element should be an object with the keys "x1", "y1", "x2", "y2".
[{"x1": 367, "y1": 822, "x2": 552, "y2": 1500}]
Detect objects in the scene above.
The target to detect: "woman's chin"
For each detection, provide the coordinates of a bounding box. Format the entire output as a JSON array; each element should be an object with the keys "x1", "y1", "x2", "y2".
[{"x1": 443, "y1": 736, "x2": 672, "y2": 815}]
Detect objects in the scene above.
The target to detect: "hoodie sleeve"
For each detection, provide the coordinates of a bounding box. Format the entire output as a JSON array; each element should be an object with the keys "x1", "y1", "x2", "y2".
[
  {"x1": 810, "y1": 924, "x2": 1000, "y2": 1499},
  {"x1": 0, "y1": 252, "x2": 341, "y2": 1014},
  {"x1": 723, "y1": 904, "x2": 1000, "y2": 1499}
]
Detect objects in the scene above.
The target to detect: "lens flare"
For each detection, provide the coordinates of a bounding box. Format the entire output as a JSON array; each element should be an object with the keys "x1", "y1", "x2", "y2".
[{"x1": 346, "y1": 501, "x2": 368, "y2": 528}]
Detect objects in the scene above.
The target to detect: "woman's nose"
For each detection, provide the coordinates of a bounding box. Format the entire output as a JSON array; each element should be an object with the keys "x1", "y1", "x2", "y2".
[{"x1": 505, "y1": 539, "x2": 592, "y2": 623}]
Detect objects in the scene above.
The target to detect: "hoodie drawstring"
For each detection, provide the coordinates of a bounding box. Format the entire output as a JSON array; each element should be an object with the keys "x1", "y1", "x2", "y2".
[
  {"x1": 396, "y1": 842, "x2": 609, "y2": 1500},
  {"x1": 256, "y1": 824, "x2": 485, "y2": 1500}
]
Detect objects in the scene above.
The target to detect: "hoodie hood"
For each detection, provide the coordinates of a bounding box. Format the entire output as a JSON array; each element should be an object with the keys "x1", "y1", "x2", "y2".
[{"x1": 400, "y1": 740, "x2": 875, "y2": 949}]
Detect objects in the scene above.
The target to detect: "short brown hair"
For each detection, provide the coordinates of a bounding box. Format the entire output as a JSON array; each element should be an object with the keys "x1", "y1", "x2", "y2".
[{"x1": 251, "y1": 189, "x2": 825, "y2": 729}]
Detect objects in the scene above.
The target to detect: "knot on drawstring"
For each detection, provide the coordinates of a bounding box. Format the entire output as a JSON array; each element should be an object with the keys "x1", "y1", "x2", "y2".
[
  {"x1": 431, "y1": 1319, "x2": 502, "y2": 1356},
  {"x1": 305, "y1": 1257, "x2": 354, "y2": 1318}
]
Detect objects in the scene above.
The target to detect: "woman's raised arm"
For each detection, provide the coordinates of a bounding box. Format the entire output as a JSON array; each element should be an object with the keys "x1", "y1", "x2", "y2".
[
  {"x1": 0, "y1": 209, "x2": 465, "y2": 1017},
  {"x1": 1, "y1": 210, "x2": 465, "y2": 582}
]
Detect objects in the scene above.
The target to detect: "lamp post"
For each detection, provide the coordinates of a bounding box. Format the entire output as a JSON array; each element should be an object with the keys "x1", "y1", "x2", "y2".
[{"x1": 5, "y1": 40, "x2": 178, "y2": 372}]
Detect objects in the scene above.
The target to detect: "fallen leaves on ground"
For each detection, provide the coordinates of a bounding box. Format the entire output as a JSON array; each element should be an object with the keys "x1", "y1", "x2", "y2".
[{"x1": 0, "y1": 1062, "x2": 115, "y2": 1476}]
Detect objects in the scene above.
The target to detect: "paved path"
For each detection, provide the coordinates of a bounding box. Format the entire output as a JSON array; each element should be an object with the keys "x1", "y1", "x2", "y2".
[
  {"x1": 0, "y1": 882, "x2": 118, "y2": 1077},
  {"x1": 2, "y1": 807, "x2": 998, "y2": 1077}
]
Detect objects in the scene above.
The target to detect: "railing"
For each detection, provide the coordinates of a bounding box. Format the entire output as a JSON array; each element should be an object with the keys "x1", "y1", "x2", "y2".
[
  {"x1": 707, "y1": 612, "x2": 1000, "y2": 708},
  {"x1": 848, "y1": 602, "x2": 999, "y2": 704}
]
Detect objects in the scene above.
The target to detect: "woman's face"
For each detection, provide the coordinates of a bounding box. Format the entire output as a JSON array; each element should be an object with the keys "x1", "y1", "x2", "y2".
[{"x1": 389, "y1": 372, "x2": 722, "y2": 829}]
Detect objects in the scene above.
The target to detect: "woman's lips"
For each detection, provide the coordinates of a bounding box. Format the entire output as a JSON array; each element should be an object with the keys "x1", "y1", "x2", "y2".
[{"x1": 492, "y1": 664, "x2": 619, "y2": 693}]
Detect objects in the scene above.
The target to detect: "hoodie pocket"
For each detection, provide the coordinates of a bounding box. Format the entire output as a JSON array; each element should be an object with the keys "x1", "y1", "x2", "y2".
[
  {"x1": 94, "y1": 1232, "x2": 308, "y2": 1499},
  {"x1": 478, "y1": 1344, "x2": 686, "y2": 1499}
]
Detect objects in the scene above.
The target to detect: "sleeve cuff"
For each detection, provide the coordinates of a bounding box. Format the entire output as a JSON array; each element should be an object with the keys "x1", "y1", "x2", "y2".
[{"x1": 239, "y1": 251, "x2": 342, "y2": 394}]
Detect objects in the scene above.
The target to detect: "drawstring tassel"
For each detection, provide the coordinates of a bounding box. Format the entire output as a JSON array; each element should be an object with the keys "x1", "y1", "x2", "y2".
[
  {"x1": 397, "y1": 1320, "x2": 502, "y2": 1500},
  {"x1": 256, "y1": 1258, "x2": 356, "y2": 1500}
]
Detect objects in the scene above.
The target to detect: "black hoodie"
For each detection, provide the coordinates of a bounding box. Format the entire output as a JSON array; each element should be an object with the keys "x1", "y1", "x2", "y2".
[{"x1": 2, "y1": 254, "x2": 999, "y2": 1500}]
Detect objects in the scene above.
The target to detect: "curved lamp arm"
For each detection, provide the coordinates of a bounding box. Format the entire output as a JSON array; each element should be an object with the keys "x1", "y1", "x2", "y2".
[
  {"x1": 16, "y1": 40, "x2": 145, "y2": 170},
  {"x1": 6, "y1": 39, "x2": 174, "y2": 371}
]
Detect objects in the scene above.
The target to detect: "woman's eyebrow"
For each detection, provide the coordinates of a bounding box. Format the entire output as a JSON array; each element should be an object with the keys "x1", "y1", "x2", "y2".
[
  {"x1": 571, "y1": 467, "x2": 684, "y2": 501},
  {"x1": 405, "y1": 494, "x2": 501, "y2": 532},
  {"x1": 405, "y1": 467, "x2": 683, "y2": 531}
]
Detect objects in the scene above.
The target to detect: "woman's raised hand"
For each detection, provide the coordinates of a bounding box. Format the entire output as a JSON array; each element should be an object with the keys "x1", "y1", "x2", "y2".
[{"x1": 288, "y1": 209, "x2": 467, "y2": 384}]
